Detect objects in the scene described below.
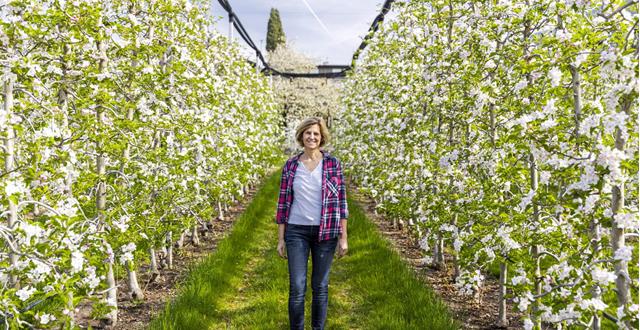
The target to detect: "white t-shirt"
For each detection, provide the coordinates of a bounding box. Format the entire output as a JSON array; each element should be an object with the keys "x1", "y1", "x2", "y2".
[{"x1": 288, "y1": 159, "x2": 323, "y2": 226}]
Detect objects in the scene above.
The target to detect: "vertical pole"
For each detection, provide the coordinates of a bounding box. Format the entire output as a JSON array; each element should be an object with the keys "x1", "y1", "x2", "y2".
[
  {"x1": 529, "y1": 153, "x2": 541, "y2": 329},
  {"x1": 611, "y1": 97, "x2": 632, "y2": 329},
  {"x1": 4, "y1": 76, "x2": 18, "y2": 287},
  {"x1": 96, "y1": 38, "x2": 118, "y2": 326}
]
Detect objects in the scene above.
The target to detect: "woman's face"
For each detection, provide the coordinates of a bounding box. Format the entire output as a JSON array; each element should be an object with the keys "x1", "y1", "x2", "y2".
[{"x1": 303, "y1": 124, "x2": 322, "y2": 150}]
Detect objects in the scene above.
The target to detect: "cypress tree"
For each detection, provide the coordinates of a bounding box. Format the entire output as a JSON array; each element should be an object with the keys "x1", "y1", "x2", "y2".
[{"x1": 266, "y1": 8, "x2": 286, "y2": 52}]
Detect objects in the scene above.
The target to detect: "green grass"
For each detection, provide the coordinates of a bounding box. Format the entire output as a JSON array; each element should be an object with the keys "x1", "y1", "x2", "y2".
[{"x1": 150, "y1": 172, "x2": 459, "y2": 329}]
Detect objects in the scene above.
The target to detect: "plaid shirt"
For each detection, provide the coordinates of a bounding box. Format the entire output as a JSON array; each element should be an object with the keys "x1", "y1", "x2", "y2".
[{"x1": 276, "y1": 150, "x2": 348, "y2": 241}]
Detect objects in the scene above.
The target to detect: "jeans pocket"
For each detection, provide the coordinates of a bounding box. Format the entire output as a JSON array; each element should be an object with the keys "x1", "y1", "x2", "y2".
[{"x1": 285, "y1": 225, "x2": 303, "y2": 244}]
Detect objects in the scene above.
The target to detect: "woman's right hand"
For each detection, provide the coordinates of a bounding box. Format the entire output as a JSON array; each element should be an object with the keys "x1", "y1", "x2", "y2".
[{"x1": 277, "y1": 239, "x2": 287, "y2": 259}]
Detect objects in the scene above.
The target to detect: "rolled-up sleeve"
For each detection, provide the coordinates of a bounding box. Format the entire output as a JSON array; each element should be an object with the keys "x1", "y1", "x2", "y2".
[
  {"x1": 337, "y1": 160, "x2": 348, "y2": 220},
  {"x1": 276, "y1": 164, "x2": 289, "y2": 224}
]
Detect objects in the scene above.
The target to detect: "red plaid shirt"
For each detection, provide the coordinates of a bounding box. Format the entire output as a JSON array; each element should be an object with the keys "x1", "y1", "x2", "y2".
[{"x1": 276, "y1": 151, "x2": 348, "y2": 241}]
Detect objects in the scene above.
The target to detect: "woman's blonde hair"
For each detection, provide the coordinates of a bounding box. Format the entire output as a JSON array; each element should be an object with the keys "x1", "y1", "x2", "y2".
[{"x1": 295, "y1": 117, "x2": 330, "y2": 148}]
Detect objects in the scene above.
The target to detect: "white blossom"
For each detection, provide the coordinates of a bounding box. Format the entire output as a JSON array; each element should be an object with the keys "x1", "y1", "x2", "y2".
[
  {"x1": 113, "y1": 215, "x2": 130, "y2": 233},
  {"x1": 119, "y1": 242, "x2": 136, "y2": 265},
  {"x1": 523, "y1": 318, "x2": 534, "y2": 330},
  {"x1": 56, "y1": 197, "x2": 79, "y2": 217},
  {"x1": 71, "y1": 251, "x2": 84, "y2": 273},
  {"x1": 542, "y1": 98, "x2": 557, "y2": 114},
  {"x1": 453, "y1": 238, "x2": 462, "y2": 252},
  {"x1": 39, "y1": 313, "x2": 55, "y2": 325},
  {"x1": 540, "y1": 117, "x2": 557, "y2": 130},
  {"x1": 111, "y1": 33, "x2": 130, "y2": 48},
  {"x1": 614, "y1": 212, "x2": 639, "y2": 230},
  {"x1": 5, "y1": 178, "x2": 28, "y2": 196},
  {"x1": 514, "y1": 79, "x2": 527, "y2": 91},
  {"x1": 518, "y1": 292, "x2": 534, "y2": 311},
  {"x1": 603, "y1": 112, "x2": 629, "y2": 134},
  {"x1": 16, "y1": 286, "x2": 36, "y2": 301},
  {"x1": 20, "y1": 223, "x2": 44, "y2": 245},
  {"x1": 580, "y1": 298, "x2": 607, "y2": 311},
  {"x1": 549, "y1": 67, "x2": 562, "y2": 86},
  {"x1": 578, "y1": 194, "x2": 600, "y2": 214},
  {"x1": 591, "y1": 267, "x2": 616, "y2": 286},
  {"x1": 574, "y1": 53, "x2": 588, "y2": 66},
  {"x1": 614, "y1": 246, "x2": 633, "y2": 262}
]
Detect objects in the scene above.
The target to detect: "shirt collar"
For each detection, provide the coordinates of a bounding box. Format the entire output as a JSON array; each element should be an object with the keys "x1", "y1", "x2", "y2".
[{"x1": 293, "y1": 149, "x2": 330, "y2": 162}]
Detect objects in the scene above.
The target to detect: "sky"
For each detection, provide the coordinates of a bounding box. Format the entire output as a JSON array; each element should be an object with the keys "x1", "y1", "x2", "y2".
[{"x1": 209, "y1": 1, "x2": 388, "y2": 65}]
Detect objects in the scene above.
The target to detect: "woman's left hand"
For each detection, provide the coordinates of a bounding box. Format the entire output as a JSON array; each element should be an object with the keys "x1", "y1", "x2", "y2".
[{"x1": 337, "y1": 236, "x2": 348, "y2": 258}]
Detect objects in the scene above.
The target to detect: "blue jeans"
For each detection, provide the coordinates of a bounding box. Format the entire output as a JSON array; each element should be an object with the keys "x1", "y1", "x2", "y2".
[{"x1": 285, "y1": 224, "x2": 338, "y2": 330}]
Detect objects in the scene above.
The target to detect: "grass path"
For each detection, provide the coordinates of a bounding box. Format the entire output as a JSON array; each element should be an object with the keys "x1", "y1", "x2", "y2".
[{"x1": 151, "y1": 172, "x2": 459, "y2": 329}]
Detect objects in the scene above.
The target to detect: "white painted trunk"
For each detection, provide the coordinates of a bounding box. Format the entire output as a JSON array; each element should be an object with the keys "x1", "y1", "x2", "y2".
[
  {"x1": 96, "y1": 39, "x2": 116, "y2": 324},
  {"x1": 149, "y1": 247, "x2": 158, "y2": 272},
  {"x1": 60, "y1": 43, "x2": 73, "y2": 196},
  {"x1": 529, "y1": 153, "x2": 542, "y2": 329},
  {"x1": 149, "y1": 247, "x2": 160, "y2": 281},
  {"x1": 166, "y1": 232, "x2": 173, "y2": 269},
  {"x1": 611, "y1": 97, "x2": 631, "y2": 329},
  {"x1": 569, "y1": 65, "x2": 582, "y2": 142},
  {"x1": 177, "y1": 230, "x2": 186, "y2": 249},
  {"x1": 67, "y1": 291, "x2": 75, "y2": 328},
  {"x1": 201, "y1": 220, "x2": 209, "y2": 238},
  {"x1": 191, "y1": 225, "x2": 200, "y2": 246},
  {"x1": 433, "y1": 235, "x2": 445, "y2": 270},
  {"x1": 452, "y1": 213, "x2": 460, "y2": 279},
  {"x1": 591, "y1": 286, "x2": 601, "y2": 330},
  {"x1": 498, "y1": 262, "x2": 509, "y2": 327},
  {"x1": 4, "y1": 79, "x2": 18, "y2": 287},
  {"x1": 125, "y1": 261, "x2": 144, "y2": 300},
  {"x1": 218, "y1": 200, "x2": 225, "y2": 220},
  {"x1": 105, "y1": 262, "x2": 118, "y2": 325}
]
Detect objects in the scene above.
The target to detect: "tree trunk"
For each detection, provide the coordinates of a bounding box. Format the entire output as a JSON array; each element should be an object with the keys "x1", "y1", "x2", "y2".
[
  {"x1": 452, "y1": 214, "x2": 460, "y2": 279},
  {"x1": 176, "y1": 230, "x2": 186, "y2": 249},
  {"x1": 611, "y1": 97, "x2": 631, "y2": 329},
  {"x1": 434, "y1": 235, "x2": 445, "y2": 270},
  {"x1": 67, "y1": 291, "x2": 75, "y2": 328},
  {"x1": 149, "y1": 247, "x2": 160, "y2": 282},
  {"x1": 4, "y1": 78, "x2": 18, "y2": 287},
  {"x1": 125, "y1": 261, "x2": 144, "y2": 300},
  {"x1": 201, "y1": 220, "x2": 209, "y2": 238},
  {"x1": 95, "y1": 39, "x2": 117, "y2": 326},
  {"x1": 569, "y1": 65, "x2": 582, "y2": 144},
  {"x1": 498, "y1": 262, "x2": 509, "y2": 327},
  {"x1": 105, "y1": 262, "x2": 118, "y2": 325},
  {"x1": 191, "y1": 225, "x2": 200, "y2": 246},
  {"x1": 166, "y1": 232, "x2": 173, "y2": 269},
  {"x1": 60, "y1": 42, "x2": 73, "y2": 196},
  {"x1": 489, "y1": 103, "x2": 496, "y2": 148},
  {"x1": 529, "y1": 153, "x2": 542, "y2": 329},
  {"x1": 218, "y1": 200, "x2": 225, "y2": 220}
]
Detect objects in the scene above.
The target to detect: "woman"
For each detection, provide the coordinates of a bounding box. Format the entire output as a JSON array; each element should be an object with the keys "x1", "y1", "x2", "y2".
[{"x1": 276, "y1": 117, "x2": 348, "y2": 330}]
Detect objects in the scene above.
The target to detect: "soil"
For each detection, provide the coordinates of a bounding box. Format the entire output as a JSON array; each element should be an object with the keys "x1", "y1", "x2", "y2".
[
  {"x1": 349, "y1": 187, "x2": 523, "y2": 330},
  {"x1": 75, "y1": 186, "x2": 258, "y2": 330}
]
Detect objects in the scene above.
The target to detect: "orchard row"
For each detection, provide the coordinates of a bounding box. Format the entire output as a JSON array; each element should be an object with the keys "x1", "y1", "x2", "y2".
[
  {"x1": 336, "y1": 1, "x2": 638, "y2": 329},
  {"x1": 1, "y1": 0, "x2": 282, "y2": 327}
]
